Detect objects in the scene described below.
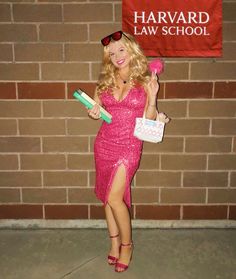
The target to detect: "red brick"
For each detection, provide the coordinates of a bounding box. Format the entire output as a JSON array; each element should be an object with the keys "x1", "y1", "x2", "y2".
[
  {"x1": 68, "y1": 119, "x2": 101, "y2": 136},
  {"x1": 231, "y1": 171, "x2": 236, "y2": 187},
  {"x1": 139, "y1": 154, "x2": 159, "y2": 170},
  {"x1": 208, "y1": 155, "x2": 236, "y2": 170},
  {"x1": 185, "y1": 137, "x2": 232, "y2": 153},
  {"x1": 39, "y1": 24, "x2": 87, "y2": 42},
  {"x1": 45, "y1": 205, "x2": 88, "y2": 219},
  {"x1": 221, "y1": 42, "x2": 236, "y2": 61},
  {"x1": 183, "y1": 206, "x2": 227, "y2": 220},
  {"x1": 161, "y1": 155, "x2": 206, "y2": 170},
  {"x1": 65, "y1": 43, "x2": 102, "y2": 62},
  {"x1": 160, "y1": 63, "x2": 189, "y2": 81},
  {"x1": 68, "y1": 154, "x2": 95, "y2": 170},
  {"x1": 22, "y1": 188, "x2": 66, "y2": 203},
  {"x1": 208, "y1": 189, "x2": 236, "y2": 203},
  {"x1": 183, "y1": 171, "x2": 228, "y2": 188},
  {"x1": 212, "y1": 119, "x2": 236, "y2": 135},
  {"x1": 19, "y1": 119, "x2": 65, "y2": 135},
  {"x1": 67, "y1": 82, "x2": 97, "y2": 99},
  {"x1": 0, "y1": 44, "x2": 13, "y2": 61},
  {"x1": 43, "y1": 137, "x2": 88, "y2": 153},
  {"x1": 214, "y1": 82, "x2": 236, "y2": 98},
  {"x1": 0, "y1": 120, "x2": 17, "y2": 135},
  {"x1": 0, "y1": 155, "x2": 18, "y2": 170},
  {"x1": 0, "y1": 24, "x2": 37, "y2": 42},
  {"x1": 89, "y1": 171, "x2": 96, "y2": 187},
  {"x1": 0, "y1": 4, "x2": 11, "y2": 22},
  {"x1": 0, "y1": 63, "x2": 39, "y2": 81},
  {"x1": 90, "y1": 205, "x2": 106, "y2": 219},
  {"x1": 90, "y1": 23, "x2": 121, "y2": 42},
  {"x1": 41, "y1": 63, "x2": 89, "y2": 81},
  {"x1": 0, "y1": 189, "x2": 20, "y2": 203},
  {"x1": 158, "y1": 82, "x2": 165, "y2": 99},
  {"x1": 132, "y1": 188, "x2": 159, "y2": 203},
  {"x1": 0, "y1": 172, "x2": 41, "y2": 187},
  {"x1": 136, "y1": 171, "x2": 181, "y2": 187},
  {"x1": 115, "y1": 3, "x2": 121, "y2": 22},
  {"x1": 223, "y1": 2, "x2": 236, "y2": 21},
  {"x1": 44, "y1": 171, "x2": 87, "y2": 187},
  {"x1": 64, "y1": 4, "x2": 112, "y2": 22},
  {"x1": 43, "y1": 101, "x2": 87, "y2": 117},
  {"x1": 0, "y1": 101, "x2": 41, "y2": 118},
  {"x1": 21, "y1": 154, "x2": 66, "y2": 170},
  {"x1": 143, "y1": 137, "x2": 183, "y2": 153},
  {"x1": 68, "y1": 188, "x2": 97, "y2": 203},
  {"x1": 229, "y1": 206, "x2": 236, "y2": 220},
  {"x1": 0, "y1": 137, "x2": 40, "y2": 153},
  {"x1": 158, "y1": 100, "x2": 187, "y2": 118},
  {"x1": 166, "y1": 119, "x2": 210, "y2": 136},
  {"x1": 18, "y1": 82, "x2": 65, "y2": 99},
  {"x1": 0, "y1": 83, "x2": 16, "y2": 99},
  {"x1": 161, "y1": 188, "x2": 206, "y2": 203},
  {"x1": 136, "y1": 205, "x2": 180, "y2": 220},
  {"x1": 191, "y1": 62, "x2": 236, "y2": 80},
  {"x1": 165, "y1": 82, "x2": 213, "y2": 99},
  {"x1": 189, "y1": 100, "x2": 236, "y2": 117},
  {"x1": 15, "y1": 43, "x2": 63, "y2": 62},
  {"x1": 13, "y1": 4, "x2": 62, "y2": 22},
  {"x1": 0, "y1": 204, "x2": 43, "y2": 219}
]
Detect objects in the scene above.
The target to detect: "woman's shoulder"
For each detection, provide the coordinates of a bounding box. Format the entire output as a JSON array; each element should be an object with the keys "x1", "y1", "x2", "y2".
[{"x1": 133, "y1": 82, "x2": 147, "y2": 94}]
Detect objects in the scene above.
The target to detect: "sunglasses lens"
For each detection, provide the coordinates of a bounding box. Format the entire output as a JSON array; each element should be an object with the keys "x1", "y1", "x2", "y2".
[
  {"x1": 101, "y1": 36, "x2": 111, "y2": 46},
  {"x1": 112, "y1": 31, "x2": 122, "y2": 41}
]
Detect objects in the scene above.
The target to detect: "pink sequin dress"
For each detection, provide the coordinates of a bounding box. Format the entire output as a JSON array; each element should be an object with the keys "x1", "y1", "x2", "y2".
[{"x1": 94, "y1": 85, "x2": 147, "y2": 208}]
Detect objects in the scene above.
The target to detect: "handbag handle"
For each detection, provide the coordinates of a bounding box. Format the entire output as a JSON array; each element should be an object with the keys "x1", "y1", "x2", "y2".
[{"x1": 143, "y1": 109, "x2": 169, "y2": 124}]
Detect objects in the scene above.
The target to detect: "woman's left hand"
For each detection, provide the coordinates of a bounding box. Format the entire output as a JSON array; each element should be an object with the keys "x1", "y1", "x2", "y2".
[{"x1": 146, "y1": 71, "x2": 159, "y2": 100}]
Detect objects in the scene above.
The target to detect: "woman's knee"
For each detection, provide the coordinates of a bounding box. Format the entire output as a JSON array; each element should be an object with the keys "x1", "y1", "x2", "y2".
[{"x1": 107, "y1": 195, "x2": 123, "y2": 209}]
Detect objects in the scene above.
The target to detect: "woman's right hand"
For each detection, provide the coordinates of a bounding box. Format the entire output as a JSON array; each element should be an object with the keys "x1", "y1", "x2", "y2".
[{"x1": 88, "y1": 104, "x2": 101, "y2": 120}]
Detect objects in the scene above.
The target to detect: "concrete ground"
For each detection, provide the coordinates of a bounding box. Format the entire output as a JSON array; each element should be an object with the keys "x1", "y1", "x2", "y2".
[{"x1": 0, "y1": 228, "x2": 235, "y2": 279}]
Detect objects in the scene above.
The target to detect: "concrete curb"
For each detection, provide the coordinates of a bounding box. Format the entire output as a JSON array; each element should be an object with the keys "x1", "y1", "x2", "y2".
[{"x1": 0, "y1": 219, "x2": 236, "y2": 229}]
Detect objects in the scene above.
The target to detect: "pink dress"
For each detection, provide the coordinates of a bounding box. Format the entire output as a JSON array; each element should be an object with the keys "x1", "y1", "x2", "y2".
[{"x1": 94, "y1": 85, "x2": 147, "y2": 208}]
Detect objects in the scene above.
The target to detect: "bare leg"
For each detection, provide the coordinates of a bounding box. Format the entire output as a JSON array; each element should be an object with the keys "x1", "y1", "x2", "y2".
[
  {"x1": 105, "y1": 203, "x2": 120, "y2": 263},
  {"x1": 107, "y1": 164, "x2": 133, "y2": 272}
]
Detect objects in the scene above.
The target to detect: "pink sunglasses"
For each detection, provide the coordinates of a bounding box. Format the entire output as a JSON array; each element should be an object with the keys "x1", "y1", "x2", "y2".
[{"x1": 101, "y1": 31, "x2": 130, "y2": 46}]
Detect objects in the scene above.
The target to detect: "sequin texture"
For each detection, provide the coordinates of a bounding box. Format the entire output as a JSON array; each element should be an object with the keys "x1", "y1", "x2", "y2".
[{"x1": 94, "y1": 86, "x2": 147, "y2": 208}]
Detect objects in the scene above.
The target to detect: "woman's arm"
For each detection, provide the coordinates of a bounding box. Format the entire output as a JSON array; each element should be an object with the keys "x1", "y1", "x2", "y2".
[
  {"x1": 144, "y1": 72, "x2": 159, "y2": 120},
  {"x1": 88, "y1": 87, "x2": 102, "y2": 120},
  {"x1": 93, "y1": 88, "x2": 102, "y2": 105}
]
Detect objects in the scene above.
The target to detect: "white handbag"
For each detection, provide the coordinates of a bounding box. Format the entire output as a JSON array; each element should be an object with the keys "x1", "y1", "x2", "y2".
[{"x1": 134, "y1": 115, "x2": 165, "y2": 143}]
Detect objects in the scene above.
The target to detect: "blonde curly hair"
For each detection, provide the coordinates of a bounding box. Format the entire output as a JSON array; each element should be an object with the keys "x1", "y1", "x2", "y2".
[{"x1": 96, "y1": 32, "x2": 152, "y2": 95}]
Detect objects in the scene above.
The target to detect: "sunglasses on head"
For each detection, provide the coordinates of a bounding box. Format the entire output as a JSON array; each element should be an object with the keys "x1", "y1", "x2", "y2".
[{"x1": 101, "y1": 31, "x2": 130, "y2": 46}]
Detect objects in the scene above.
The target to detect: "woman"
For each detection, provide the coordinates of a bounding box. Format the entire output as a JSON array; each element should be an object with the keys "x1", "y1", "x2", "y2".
[{"x1": 88, "y1": 31, "x2": 169, "y2": 273}]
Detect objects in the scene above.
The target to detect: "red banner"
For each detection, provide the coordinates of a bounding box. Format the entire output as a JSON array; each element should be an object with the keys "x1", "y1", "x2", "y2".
[{"x1": 122, "y1": 0, "x2": 222, "y2": 57}]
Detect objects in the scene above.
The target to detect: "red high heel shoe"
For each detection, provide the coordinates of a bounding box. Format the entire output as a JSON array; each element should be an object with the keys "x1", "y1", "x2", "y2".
[
  {"x1": 115, "y1": 241, "x2": 133, "y2": 273},
  {"x1": 107, "y1": 233, "x2": 120, "y2": 265}
]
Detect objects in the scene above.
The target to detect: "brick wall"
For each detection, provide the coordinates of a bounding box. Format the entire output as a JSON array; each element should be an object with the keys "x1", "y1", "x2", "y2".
[{"x1": 0, "y1": 0, "x2": 235, "y2": 221}]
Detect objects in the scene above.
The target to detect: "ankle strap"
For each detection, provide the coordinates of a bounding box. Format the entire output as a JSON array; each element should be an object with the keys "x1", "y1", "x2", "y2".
[
  {"x1": 109, "y1": 233, "x2": 119, "y2": 239},
  {"x1": 121, "y1": 241, "x2": 133, "y2": 247}
]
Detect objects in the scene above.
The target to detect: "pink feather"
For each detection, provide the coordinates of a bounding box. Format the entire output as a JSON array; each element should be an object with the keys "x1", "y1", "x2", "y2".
[{"x1": 148, "y1": 58, "x2": 164, "y2": 75}]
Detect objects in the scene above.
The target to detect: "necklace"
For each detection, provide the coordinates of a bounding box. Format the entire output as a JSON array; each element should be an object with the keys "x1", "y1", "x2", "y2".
[{"x1": 118, "y1": 74, "x2": 129, "y2": 84}]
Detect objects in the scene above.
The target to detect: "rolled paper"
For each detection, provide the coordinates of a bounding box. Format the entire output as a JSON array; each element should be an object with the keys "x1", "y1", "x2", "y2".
[
  {"x1": 148, "y1": 58, "x2": 164, "y2": 75},
  {"x1": 73, "y1": 90, "x2": 112, "y2": 124}
]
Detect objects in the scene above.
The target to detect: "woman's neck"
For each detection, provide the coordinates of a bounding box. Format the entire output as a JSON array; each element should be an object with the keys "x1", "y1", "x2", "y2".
[{"x1": 118, "y1": 67, "x2": 130, "y2": 82}]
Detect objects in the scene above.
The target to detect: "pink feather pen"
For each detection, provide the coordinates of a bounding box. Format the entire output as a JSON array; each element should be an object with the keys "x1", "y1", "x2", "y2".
[{"x1": 148, "y1": 58, "x2": 164, "y2": 75}]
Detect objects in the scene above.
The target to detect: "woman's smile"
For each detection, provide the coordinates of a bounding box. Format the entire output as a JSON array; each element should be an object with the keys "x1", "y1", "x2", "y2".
[{"x1": 116, "y1": 59, "x2": 125, "y2": 65}]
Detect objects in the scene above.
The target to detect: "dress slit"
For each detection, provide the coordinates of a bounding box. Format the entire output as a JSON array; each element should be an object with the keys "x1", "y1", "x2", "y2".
[{"x1": 104, "y1": 159, "x2": 131, "y2": 208}]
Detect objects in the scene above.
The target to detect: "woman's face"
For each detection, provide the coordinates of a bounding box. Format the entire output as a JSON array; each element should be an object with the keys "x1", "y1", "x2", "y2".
[{"x1": 108, "y1": 41, "x2": 131, "y2": 70}]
